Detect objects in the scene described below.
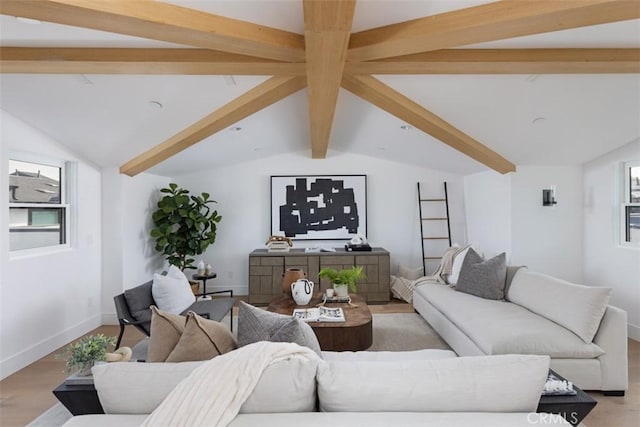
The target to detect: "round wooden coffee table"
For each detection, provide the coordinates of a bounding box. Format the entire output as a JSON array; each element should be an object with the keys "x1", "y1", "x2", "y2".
[{"x1": 267, "y1": 294, "x2": 373, "y2": 351}]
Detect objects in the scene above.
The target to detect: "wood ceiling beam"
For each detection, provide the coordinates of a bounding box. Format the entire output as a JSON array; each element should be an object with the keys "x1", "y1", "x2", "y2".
[
  {"x1": 341, "y1": 74, "x2": 516, "y2": 174},
  {"x1": 346, "y1": 48, "x2": 640, "y2": 74},
  {"x1": 303, "y1": 0, "x2": 356, "y2": 159},
  {"x1": 348, "y1": 0, "x2": 640, "y2": 61},
  {"x1": 4, "y1": 47, "x2": 636, "y2": 76},
  {"x1": 119, "y1": 75, "x2": 306, "y2": 176},
  {"x1": 0, "y1": 47, "x2": 306, "y2": 75},
  {"x1": 0, "y1": 0, "x2": 305, "y2": 62}
]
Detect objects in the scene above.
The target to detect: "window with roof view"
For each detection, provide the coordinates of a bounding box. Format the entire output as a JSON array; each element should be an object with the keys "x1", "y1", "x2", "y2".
[
  {"x1": 622, "y1": 161, "x2": 640, "y2": 246},
  {"x1": 8, "y1": 158, "x2": 68, "y2": 252}
]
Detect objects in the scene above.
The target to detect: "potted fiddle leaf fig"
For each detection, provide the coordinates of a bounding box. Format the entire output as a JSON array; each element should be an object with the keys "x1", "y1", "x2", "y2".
[
  {"x1": 150, "y1": 183, "x2": 222, "y2": 271},
  {"x1": 318, "y1": 266, "x2": 366, "y2": 297}
]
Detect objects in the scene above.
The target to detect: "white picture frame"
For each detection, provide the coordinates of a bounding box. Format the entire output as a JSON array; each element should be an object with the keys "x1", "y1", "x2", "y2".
[{"x1": 271, "y1": 175, "x2": 367, "y2": 240}]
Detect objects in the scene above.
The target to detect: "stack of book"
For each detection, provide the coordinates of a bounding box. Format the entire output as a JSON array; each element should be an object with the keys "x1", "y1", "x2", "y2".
[
  {"x1": 321, "y1": 295, "x2": 351, "y2": 304},
  {"x1": 293, "y1": 307, "x2": 345, "y2": 322},
  {"x1": 542, "y1": 372, "x2": 576, "y2": 396}
]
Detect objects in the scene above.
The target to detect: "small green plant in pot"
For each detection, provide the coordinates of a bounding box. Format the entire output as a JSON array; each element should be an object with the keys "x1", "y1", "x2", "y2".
[
  {"x1": 150, "y1": 183, "x2": 222, "y2": 271},
  {"x1": 318, "y1": 266, "x2": 366, "y2": 297},
  {"x1": 61, "y1": 334, "x2": 116, "y2": 376}
]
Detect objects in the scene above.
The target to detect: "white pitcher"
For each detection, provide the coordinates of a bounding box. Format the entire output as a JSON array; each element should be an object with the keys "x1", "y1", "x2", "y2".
[{"x1": 291, "y1": 279, "x2": 314, "y2": 306}]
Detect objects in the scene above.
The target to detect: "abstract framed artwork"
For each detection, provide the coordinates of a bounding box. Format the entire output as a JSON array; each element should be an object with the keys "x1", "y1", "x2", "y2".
[{"x1": 271, "y1": 175, "x2": 367, "y2": 240}]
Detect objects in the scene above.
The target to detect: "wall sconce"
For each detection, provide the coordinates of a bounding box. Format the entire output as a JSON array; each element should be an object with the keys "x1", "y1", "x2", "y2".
[{"x1": 542, "y1": 186, "x2": 557, "y2": 206}]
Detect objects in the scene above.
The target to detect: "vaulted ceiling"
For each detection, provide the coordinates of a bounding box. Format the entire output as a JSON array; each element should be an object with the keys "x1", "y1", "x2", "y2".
[{"x1": 1, "y1": 0, "x2": 639, "y2": 177}]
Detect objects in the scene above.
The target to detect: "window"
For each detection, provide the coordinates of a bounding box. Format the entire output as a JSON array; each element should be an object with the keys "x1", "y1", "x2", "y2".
[
  {"x1": 8, "y1": 157, "x2": 69, "y2": 252},
  {"x1": 621, "y1": 160, "x2": 640, "y2": 246}
]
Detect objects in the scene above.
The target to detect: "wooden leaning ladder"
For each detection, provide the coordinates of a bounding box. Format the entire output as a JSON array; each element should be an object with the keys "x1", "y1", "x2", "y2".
[{"x1": 418, "y1": 182, "x2": 452, "y2": 276}]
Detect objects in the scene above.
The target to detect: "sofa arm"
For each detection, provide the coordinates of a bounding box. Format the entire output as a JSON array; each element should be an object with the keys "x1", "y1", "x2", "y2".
[{"x1": 593, "y1": 305, "x2": 628, "y2": 392}]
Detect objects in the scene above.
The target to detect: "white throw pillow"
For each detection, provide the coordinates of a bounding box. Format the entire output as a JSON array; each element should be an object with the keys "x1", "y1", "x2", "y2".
[
  {"x1": 166, "y1": 264, "x2": 189, "y2": 281},
  {"x1": 152, "y1": 265, "x2": 195, "y2": 314},
  {"x1": 448, "y1": 246, "x2": 471, "y2": 285}
]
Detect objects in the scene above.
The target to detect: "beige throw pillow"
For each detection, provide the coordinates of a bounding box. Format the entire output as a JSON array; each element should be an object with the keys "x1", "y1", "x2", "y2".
[
  {"x1": 165, "y1": 312, "x2": 237, "y2": 362},
  {"x1": 147, "y1": 306, "x2": 186, "y2": 362}
]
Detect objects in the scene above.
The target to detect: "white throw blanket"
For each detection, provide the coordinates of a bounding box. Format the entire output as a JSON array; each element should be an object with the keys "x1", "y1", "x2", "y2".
[
  {"x1": 141, "y1": 342, "x2": 320, "y2": 427},
  {"x1": 424, "y1": 244, "x2": 468, "y2": 284},
  {"x1": 392, "y1": 245, "x2": 468, "y2": 302}
]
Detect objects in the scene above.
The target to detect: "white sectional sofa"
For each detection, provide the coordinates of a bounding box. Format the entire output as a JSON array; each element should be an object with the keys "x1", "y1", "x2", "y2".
[
  {"x1": 62, "y1": 350, "x2": 572, "y2": 426},
  {"x1": 413, "y1": 267, "x2": 628, "y2": 394}
]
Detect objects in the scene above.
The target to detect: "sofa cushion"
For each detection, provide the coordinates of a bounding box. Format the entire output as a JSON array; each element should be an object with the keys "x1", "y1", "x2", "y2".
[
  {"x1": 321, "y1": 349, "x2": 456, "y2": 362},
  {"x1": 229, "y1": 413, "x2": 572, "y2": 427},
  {"x1": 507, "y1": 269, "x2": 611, "y2": 343},
  {"x1": 147, "y1": 306, "x2": 186, "y2": 362},
  {"x1": 455, "y1": 249, "x2": 507, "y2": 300},
  {"x1": 238, "y1": 356, "x2": 318, "y2": 413},
  {"x1": 91, "y1": 356, "x2": 319, "y2": 415},
  {"x1": 152, "y1": 265, "x2": 195, "y2": 315},
  {"x1": 123, "y1": 281, "x2": 154, "y2": 321},
  {"x1": 317, "y1": 354, "x2": 550, "y2": 413},
  {"x1": 92, "y1": 361, "x2": 202, "y2": 414},
  {"x1": 62, "y1": 414, "x2": 147, "y2": 427},
  {"x1": 237, "y1": 301, "x2": 321, "y2": 356},
  {"x1": 414, "y1": 283, "x2": 605, "y2": 358},
  {"x1": 61, "y1": 412, "x2": 572, "y2": 427},
  {"x1": 165, "y1": 312, "x2": 237, "y2": 362}
]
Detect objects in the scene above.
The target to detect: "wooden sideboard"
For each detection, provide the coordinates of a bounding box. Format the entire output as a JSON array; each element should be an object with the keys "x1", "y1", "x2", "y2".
[{"x1": 249, "y1": 248, "x2": 390, "y2": 305}]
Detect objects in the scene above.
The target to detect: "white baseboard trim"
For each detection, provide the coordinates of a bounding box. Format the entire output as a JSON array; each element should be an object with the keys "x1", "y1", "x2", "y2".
[
  {"x1": 628, "y1": 323, "x2": 640, "y2": 342},
  {"x1": 0, "y1": 314, "x2": 102, "y2": 381}
]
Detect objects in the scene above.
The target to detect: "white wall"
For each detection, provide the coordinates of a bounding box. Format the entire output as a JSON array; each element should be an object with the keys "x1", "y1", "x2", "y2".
[
  {"x1": 101, "y1": 168, "x2": 123, "y2": 322},
  {"x1": 0, "y1": 111, "x2": 102, "y2": 379},
  {"x1": 167, "y1": 151, "x2": 467, "y2": 295},
  {"x1": 463, "y1": 166, "x2": 583, "y2": 283},
  {"x1": 583, "y1": 139, "x2": 640, "y2": 340},
  {"x1": 101, "y1": 169, "x2": 168, "y2": 324},
  {"x1": 121, "y1": 173, "x2": 170, "y2": 288},
  {"x1": 510, "y1": 166, "x2": 584, "y2": 283},
  {"x1": 463, "y1": 170, "x2": 512, "y2": 259}
]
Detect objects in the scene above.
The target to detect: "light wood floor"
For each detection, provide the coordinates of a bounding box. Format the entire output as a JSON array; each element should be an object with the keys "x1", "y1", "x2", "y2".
[{"x1": 0, "y1": 301, "x2": 637, "y2": 426}]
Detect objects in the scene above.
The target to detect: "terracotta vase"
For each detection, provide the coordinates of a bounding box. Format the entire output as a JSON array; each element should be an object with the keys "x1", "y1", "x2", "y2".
[{"x1": 282, "y1": 268, "x2": 306, "y2": 297}]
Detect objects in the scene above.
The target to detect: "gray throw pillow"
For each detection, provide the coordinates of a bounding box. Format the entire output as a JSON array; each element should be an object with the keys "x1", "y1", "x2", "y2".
[
  {"x1": 455, "y1": 248, "x2": 507, "y2": 300},
  {"x1": 271, "y1": 319, "x2": 322, "y2": 356},
  {"x1": 237, "y1": 301, "x2": 322, "y2": 356}
]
